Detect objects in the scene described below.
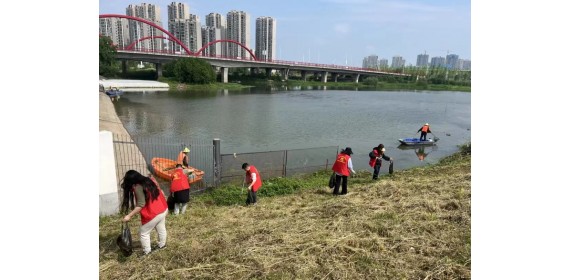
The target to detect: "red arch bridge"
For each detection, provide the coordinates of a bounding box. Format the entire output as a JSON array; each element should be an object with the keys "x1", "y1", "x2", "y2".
[{"x1": 100, "y1": 14, "x2": 410, "y2": 83}]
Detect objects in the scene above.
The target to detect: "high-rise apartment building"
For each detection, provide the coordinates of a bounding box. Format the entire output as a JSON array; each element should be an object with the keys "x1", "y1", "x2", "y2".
[
  {"x1": 168, "y1": 1, "x2": 189, "y2": 20},
  {"x1": 226, "y1": 10, "x2": 251, "y2": 59},
  {"x1": 461, "y1": 59, "x2": 471, "y2": 70},
  {"x1": 446, "y1": 54, "x2": 459, "y2": 70},
  {"x1": 416, "y1": 53, "x2": 429, "y2": 67},
  {"x1": 126, "y1": 3, "x2": 163, "y2": 52},
  {"x1": 378, "y1": 58, "x2": 389, "y2": 69},
  {"x1": 167, "y1": 2, "x2": 202, "y2": 53},
  {"x1": 362, "y1": 55, "x2": 379, "y2": 69},
  {"x1": 201, "y1": 26, "x2": 222, "y2": 56},
  {"x1": 391, "y1": 56, "x2": 405, "y2": 68},
  {"x1": 255, "y1": 17, "x2": 276, "y2": 61},
  {"x1": 430, "y1": 56, "x2": 446, "y2": 68},
  {"x1": 205, "y1": 13, "x2": 227, "y2": 57},
  {"x1": 99, "y1": 18, "x2": 131, "y2": 49}
]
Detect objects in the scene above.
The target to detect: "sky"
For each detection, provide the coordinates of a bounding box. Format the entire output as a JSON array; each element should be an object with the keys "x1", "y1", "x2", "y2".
[{"x1": 99, "y1": 0, "x2": 470, "y2": 67}]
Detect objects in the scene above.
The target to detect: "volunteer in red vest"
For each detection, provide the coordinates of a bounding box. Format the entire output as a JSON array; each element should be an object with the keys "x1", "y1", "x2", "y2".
[
  {"x1": 121, "y1": 170, "x2": 168, "y2": 255},
  {"x1": 368, "y1": 144, "x2": 393, "y2": 180},
  {"x1": 417, "y1": 123, "x2": 432, "y2": 141},
  {"x1": 242, "y1": 162, "x2": 262, "y2": 205},
  {"x1": 170, "y1": 164, "x2": 191, "y2": 215},
  {"x1": 332, "y1": 147, "x2": 357, "y2": 195}
]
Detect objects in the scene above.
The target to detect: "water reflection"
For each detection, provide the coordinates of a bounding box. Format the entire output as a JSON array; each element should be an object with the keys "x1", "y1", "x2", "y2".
[{"x1": 397, "y1": 145, "x2": 439, "y2": 161}]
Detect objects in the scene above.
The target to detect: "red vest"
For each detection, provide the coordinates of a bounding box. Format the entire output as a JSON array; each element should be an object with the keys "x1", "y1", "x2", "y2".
[
  {"x1": 170, "y1": 168, "x2": 190, "y2": 193},
  {"x1": 332, "y1": 153, "x2": 351, "y2": 176},
  {"x1": 421, "y1": 125, "x2": 430, "y2": 133},
  {"x1": 246, "y1": 165, "x2": 262, "y2": 192},
  {"x1": 369, "y1": 149, "x2": 380, "y2": 168},
  {"x1": 134, "y1": 183, "x2": 168, "y2": 225}
]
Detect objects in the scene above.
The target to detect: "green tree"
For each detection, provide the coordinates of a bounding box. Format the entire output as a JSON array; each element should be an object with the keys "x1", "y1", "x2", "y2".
[
  {"x1": 99, "y1": 36, "x2": 118, "y2": 76},
  {"x1": 362, "y1": 77, "x2": 379, "y2": 86},
  {"x1": 173, "y1": 58, "x2": 216, "y2": 84}
]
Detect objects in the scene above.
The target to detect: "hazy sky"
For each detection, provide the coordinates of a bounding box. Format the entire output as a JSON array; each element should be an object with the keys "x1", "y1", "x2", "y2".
[{"x1": 99, "y1": 0, "x2": 470, "y2": 66}]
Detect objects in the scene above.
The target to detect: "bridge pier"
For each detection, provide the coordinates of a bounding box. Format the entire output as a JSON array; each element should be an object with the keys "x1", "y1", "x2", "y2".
[
  {"x1": 301, "y1": 70, "x2": 307, "y2": 81},
  {"x1": 354, "y1": 74, "x2": 360, "y2": 83},
  {"x1": 332, "y1": 73, "x2": 338, "y2": 82},
  {"x1": 155, "y1": 63, "x2": 162, "y2": 78},
  {"x1": 250, "y1": 67, "x2": 256, "y2": 76},
  {"x1": 122, "y1": 60, "x2": 127, "y2": 74},
  {"x1": 221, "y1": 67, "x2": 228, "y2": 83},
  {"x1": 265, "y1": 68, "x2": 272, "y2": 78},
  {"x1": 281, "y1": 68, "x2": 289, "y2": 81},
  {"x1": 322, "y1": 71, "x2": 328, "y2": 83}
]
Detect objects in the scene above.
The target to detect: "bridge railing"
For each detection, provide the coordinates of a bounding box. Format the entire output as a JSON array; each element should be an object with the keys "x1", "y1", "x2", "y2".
[{"x1": 116, "y1": 48, "x2": 409, "y2": 76}]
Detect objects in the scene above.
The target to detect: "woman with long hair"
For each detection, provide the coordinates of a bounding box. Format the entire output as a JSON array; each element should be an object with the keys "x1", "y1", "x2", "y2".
[{"x1": 121, "y1": 170, "x2": 168, "y2": 255}]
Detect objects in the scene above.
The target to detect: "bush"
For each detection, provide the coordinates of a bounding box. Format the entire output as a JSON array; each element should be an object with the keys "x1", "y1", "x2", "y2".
[
  {"x1": 362, "y1": 77, "x2": 379, "y2": 86},
  {"x1": 171, "y1": 58, "x2": 216, "y2": 84}
]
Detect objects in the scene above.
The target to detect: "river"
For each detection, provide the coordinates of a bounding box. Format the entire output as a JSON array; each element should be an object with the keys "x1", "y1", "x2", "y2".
[{"x1": 113, "y1": 86, "x2": 470, "y2": 174}]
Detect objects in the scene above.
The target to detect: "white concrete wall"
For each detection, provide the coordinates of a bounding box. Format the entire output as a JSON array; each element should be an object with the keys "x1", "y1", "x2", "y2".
[{"x1": 99, "y1": 131, "x2": 120, "y2": 216}]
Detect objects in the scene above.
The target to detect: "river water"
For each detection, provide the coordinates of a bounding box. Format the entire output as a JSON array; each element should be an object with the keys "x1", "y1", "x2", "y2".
[{"x1": 113, "y1": 86, "x2": 470, "y2": 174}]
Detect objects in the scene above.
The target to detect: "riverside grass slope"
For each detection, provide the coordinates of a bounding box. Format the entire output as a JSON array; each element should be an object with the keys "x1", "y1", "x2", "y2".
[{"x1": 99, "y1": 144, "x2": 471, "y2": 279}]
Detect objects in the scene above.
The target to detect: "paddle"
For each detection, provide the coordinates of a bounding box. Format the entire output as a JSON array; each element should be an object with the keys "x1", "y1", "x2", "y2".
[{"x1": 431, "y1": 132, "x2": 440, "y2": 142}]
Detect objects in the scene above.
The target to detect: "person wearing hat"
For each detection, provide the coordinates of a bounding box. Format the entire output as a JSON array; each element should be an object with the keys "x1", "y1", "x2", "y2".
[
  {"x1": 331, "y1": 147, "x2": 357, "y2": 195},
  {"x1": 369, "y1": 144, "x2": 393, "y2": 180},
  {"x1": 417, "y1": 123, "x2": 432, "y2": 141},
  {"x1": 177, "y1": 147, "x2": 190, "y2": 169}
]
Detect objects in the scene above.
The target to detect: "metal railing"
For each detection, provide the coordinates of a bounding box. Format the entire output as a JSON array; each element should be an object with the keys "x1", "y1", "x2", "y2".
[
  {"x1": 219, "y1": 146, "x2": 339, "y2": 184},
  {"x1": 111, "y1": 134, "x2": 338, "y2": 192}
]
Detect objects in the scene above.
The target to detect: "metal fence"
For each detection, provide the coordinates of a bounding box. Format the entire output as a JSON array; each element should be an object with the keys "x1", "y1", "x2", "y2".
[
  {"x1": 219, "y1": 146, "x2": 339, "y2": 184},
  {"x1": 112, "y1": 134, "x2": 214, "y2": 194},
  {"x1": 111, "y1": 133, "x2": 338, "y2": 192}
]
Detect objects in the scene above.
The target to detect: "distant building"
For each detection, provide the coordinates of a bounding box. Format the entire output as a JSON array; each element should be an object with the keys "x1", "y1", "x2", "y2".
[
  {"x1": 168, "y1": 2, "x2": 189, "y2": 20},
  {"x1": 446, "y1": 54, "x2": 459, "y2": 70},
  {"x1": 227, "y1": 10, "x2": 251, "y2": 59},
  {"x1": 205, "y1": 13, "x2": 227, "y2": 57},
  {"x1": 430, "y1": 56, "x2": 446, "y2": 68},
  {"x1": 362, "y1": 55, "x2": 379, "y2": 69},
  {"x1": 167, "y1": 13, "x2": 202, "y2": 53},
  {"x1": 391, "y1": 56, "x2": 405, "y2": 68},
  {"x1": 255, "y1": 16, "x2": 276, "y2": 61},
  {"x1": 99, "y1": 18, "x2": 130, "y2": 49},
  {"x1": 460, "y1": 59, "x2": 471, "y2": 70},
  {"x1": 201, "y1": 26, "x2": 222, "y2": 56},
  {"x1": 378, "y1": 58, "x2": 389, "y2": 69},
  {"x1": 416, "y1": 53, "x2": 429, "y2": 67},
  {"x1": 126, "y1": 3, "x2": 163, "y2": 52}
]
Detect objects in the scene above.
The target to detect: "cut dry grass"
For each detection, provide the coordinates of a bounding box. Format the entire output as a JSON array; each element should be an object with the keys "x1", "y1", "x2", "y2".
[{"x1": 100, "y1": 148, "x2": 470, "y2": 279}]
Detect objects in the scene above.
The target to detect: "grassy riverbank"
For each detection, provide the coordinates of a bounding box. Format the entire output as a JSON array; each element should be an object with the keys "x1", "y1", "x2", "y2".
[
  {"x1": 99, "y1": 143, "x2": 471, "y2": 279},
  {"x1": 157, "y1": 77, "x2": 254, "y2": 91},
  {"x1": 265, "y1": 80, "x2": 471, "y2": 92}
]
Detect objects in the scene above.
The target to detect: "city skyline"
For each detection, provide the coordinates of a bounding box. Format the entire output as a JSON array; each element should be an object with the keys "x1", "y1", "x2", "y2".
[{"x1": 99, "y1": 0, "x2": 470, "y2": 66}]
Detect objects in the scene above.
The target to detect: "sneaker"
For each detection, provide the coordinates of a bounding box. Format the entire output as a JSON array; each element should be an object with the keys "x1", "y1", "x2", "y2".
[{"x1": 152, "y1": 244, "x2": 166, "y2": 251}]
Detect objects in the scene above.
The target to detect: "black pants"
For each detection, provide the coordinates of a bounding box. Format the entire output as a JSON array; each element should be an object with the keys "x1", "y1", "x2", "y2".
[
  {"x1": 372, "y1": 162, "x2": 382, "y2": 179},
  {"x1": 246, "y1": 190, "x2": 257, "y2": 205},
  {"x1": 420, "y1": 132, "x2": 427, "y2": 141},
  {"x1": 333, "y1": 174, "x2": 348, "y2": 195}
]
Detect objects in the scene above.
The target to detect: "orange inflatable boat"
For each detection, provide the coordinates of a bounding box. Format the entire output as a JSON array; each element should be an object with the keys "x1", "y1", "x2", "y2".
[{"x1": 150, "y1": 157, "x2": 205, "y2": 183}]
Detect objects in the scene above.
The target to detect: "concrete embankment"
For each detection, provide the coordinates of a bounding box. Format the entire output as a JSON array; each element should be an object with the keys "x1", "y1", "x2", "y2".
[
  {"x1": 99, "y1": 79, "x2": 169, "y2": 92},
  {"x1": 99, "y1": 90, "x2": 149, "y2": 187}
]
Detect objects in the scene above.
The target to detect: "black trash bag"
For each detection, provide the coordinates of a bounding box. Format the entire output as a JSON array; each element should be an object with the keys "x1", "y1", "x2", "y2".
[
  {"x1": 389, "y1": 161, "x2": 394, "y2": 174},
  {"x1": 328, "y1": 172, "x2": 336, "y2": 189},
  {"x1": 167, "y1": 193, "x2": 175, "y2": 212},
  {"x1": 116, "y1": 222, "x2": 133, "y2": 256}
]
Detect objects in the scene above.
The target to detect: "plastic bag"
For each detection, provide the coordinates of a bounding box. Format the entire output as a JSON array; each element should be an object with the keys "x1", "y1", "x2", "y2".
[
  {"x1": 116, "y1": 222, "x2": 133, "y2": 256},
  {"x1": 167, "y1": 193, "x2": 175, "y2": 212},
  {"x1": 389, "y1": 161, "x2": 394, "y2": 174},
  {"x1": 328, "y1": 172, "x2": 336, "y2": 189}
]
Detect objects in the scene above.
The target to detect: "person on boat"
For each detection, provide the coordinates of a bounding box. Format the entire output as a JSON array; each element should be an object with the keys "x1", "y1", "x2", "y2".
[
  {"x1": 169, "y1": 164, "x2": 191, "y2": 215},
  {"x1": 417, "y1": 123, "x2": 432, "y2": 141},
  {"x1": 177, "y1": 147, "x2": 190, "y2": 168},
  {"x1": 242, "y1": 162, "x2": 262, "y2": 206},
  {"x1": 332, "y1": 147, "x2": 357, "y2": 195},
  {"x1": 369, "y1": 144, "x2": 393, "y2": 180},
  {"x1": 120, "y1": 170, "x2": 168, "y2": 255},
  {"x1": 415, "y1": 146, "x2": 429, "y2": 161}
]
